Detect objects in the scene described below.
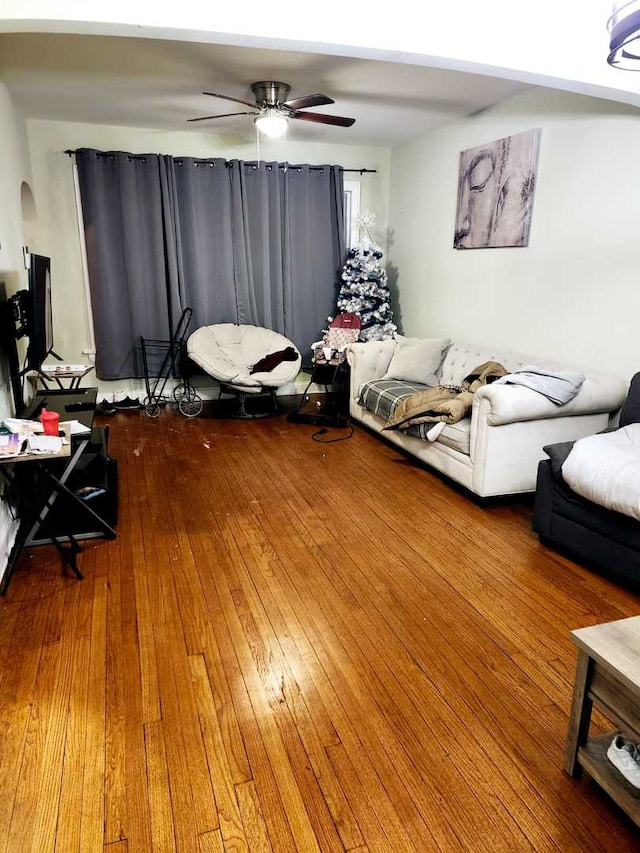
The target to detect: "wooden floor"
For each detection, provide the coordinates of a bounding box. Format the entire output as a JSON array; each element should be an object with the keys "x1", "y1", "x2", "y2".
[{"x1": 0, "y1": 405, "x2": 638, "y2": 852}]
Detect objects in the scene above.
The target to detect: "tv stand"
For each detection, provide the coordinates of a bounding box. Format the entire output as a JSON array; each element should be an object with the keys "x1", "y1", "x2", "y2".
[{"x1": 36, "y1": 362, "x2": 95, "y2": 390}]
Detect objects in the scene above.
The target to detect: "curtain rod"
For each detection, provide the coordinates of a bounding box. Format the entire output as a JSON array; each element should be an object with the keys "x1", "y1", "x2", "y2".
[{"x1": 63, "y1": 149, "x2": 376, "y2": 174}]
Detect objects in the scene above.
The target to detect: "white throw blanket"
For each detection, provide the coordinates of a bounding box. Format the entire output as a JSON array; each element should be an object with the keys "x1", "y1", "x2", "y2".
[
  {"x1": 494, "y1": 365, "x2": 585, "y2": 405},
  {"x1": 562, "y1": 424, "x2": 640, "y2": 521}
]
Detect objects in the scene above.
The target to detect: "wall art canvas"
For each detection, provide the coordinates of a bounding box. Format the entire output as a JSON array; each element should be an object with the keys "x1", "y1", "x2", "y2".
[{"x1": 453, "y1": 128, "x2": 541, "y2": 249}]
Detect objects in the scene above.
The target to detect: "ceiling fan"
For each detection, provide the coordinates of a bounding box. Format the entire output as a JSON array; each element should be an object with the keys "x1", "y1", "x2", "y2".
[{"x1": 188, "y1": 81, "x2": 356, "y2": 137}]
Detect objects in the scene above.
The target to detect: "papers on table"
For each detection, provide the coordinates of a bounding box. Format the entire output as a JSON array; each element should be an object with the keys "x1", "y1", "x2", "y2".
[
  {"x1": 60, "y1": 419, "x2": 91, "y2": 435},
  {"x1": 0, "y1": 432, "x2": 63, "y2": 458},
  {"x1": 25, "y1": 434, "x2": 63, "y2": 454},
  {"x1": 2, "y1": 418, "x2": 43, "y2": 434},
  {"x1": 0, "y1": 433, "x2": 22, "y2": 457},
  {"x1": 0, "y1": 419, "x2": 70, "y2": 460}
]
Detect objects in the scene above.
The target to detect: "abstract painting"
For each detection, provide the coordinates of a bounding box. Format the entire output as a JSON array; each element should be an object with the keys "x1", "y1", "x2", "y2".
[{"x1": 453, "y1": 128, "x2": 541, "y2": 249}]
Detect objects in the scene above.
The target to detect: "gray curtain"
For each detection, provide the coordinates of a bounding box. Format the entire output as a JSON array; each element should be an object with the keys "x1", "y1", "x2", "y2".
[
  {"x1": 77, "y1": 150, "x2": 345, "y2": 378},
  {"x1": 76, "y1": 149, "x2": 181, "y2": 380},
  {"x1": 171, "y1": 157, "x2": 237, "y2": 331},
  {"x1": 228, "y1": 161, "x2": 285, "y2": 332},
  {"x1": 282, "y1": 164, "x2": 345, "y2": 353},
  {"x1": 228, "y1": 161, "x2": 344, "y2": 353},
  {"x1": 180, "y1": 159, "x2": 345, "y2": 352}
]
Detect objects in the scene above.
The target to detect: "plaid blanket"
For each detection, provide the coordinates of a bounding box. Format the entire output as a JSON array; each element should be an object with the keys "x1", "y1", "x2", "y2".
[{"x1": 358, "y1": 379, "x2": 436, "y2": 441}]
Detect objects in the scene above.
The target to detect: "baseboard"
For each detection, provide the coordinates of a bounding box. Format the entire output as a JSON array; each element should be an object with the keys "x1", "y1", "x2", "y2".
[{"x1": 95, "y1": 369, "x2": 338, "y2": 403}]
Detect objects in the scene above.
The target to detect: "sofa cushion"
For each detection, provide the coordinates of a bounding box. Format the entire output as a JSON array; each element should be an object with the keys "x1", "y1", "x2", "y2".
[
  {"x1": 359, "y1": 378, "x2": 432, "y2": 421},
  {"x1": 402, "y1": 419, "x2": 470, "y2": 453},
  {"x1": 358, "y1": 379, "x2": 471, "y2": 454},
  {"x1": 435, "y1": 419, "x2": 471, "y2": 455},
  {"x1": 382, "y1": 336, "x2": 450, "y2": 385}
]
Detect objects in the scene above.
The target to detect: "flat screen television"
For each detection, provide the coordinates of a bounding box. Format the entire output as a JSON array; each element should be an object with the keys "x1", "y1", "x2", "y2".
[{"x1": 26, "y1": 253, "x2": 54, "y2": 370}]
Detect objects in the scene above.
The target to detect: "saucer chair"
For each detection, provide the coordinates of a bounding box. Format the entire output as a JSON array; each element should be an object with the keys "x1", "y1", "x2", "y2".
[{"x1": 186, "y1": 323, "x2": 301, "y2": 418}]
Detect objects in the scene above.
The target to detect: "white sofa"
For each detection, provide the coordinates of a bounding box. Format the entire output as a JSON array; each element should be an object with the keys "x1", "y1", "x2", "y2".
[{"x1": 346, "y1": 339, "x2": 627, "y2": 498}]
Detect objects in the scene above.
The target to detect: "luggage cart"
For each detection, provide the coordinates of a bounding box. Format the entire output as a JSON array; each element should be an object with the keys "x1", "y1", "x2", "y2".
[{"x1": 140, "y1": 307, "x2": 203, "y2": 418}]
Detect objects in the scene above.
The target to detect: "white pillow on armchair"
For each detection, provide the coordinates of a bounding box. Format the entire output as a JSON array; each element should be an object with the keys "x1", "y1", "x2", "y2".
[{"x1": 382, "y1": 335, "x2": 450, "y2": 386}]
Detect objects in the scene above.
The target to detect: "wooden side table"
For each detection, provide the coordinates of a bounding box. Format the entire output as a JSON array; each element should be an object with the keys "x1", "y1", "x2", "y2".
[{"x1": 565, "y1": 616, "x2": 640, "y2": 825}]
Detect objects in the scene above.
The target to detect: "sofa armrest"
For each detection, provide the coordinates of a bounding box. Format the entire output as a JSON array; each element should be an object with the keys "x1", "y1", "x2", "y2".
[
  {"x1": 473, "y1": 375, "x2": 627, "y2": 426},
  {"x1": 346, "y1": 340, "x2": 395, "y2": 399}
]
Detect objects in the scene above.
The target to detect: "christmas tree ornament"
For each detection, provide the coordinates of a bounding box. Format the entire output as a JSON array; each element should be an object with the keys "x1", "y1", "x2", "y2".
[{"x1": 355, "y1": 210, "x2": 378, "y2": 250}]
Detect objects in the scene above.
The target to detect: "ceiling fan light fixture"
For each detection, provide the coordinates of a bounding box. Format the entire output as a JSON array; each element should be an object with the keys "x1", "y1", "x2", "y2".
[
  {"x1": 254, "y1": 109, "x2": 289, "y2": 138},
  {"x1": 607, "y1": 0, "x2": 640, "y2": 68}
]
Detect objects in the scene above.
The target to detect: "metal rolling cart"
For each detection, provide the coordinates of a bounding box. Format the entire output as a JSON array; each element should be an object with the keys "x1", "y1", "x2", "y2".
[{"x1": 140, "y1": 307, "x2": 203, "y2": 418}]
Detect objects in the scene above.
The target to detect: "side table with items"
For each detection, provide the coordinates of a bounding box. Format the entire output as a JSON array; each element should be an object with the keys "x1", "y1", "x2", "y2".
[
  {"x1": 288, "y1": 312, "x2": 360, "y2": 428},
  {"x1": 0, "y1": 388, "x2": 118, "y2": 595},
  {"x1": 288, "y1": 357, "x2": 351, "y2": 427},
  {"x1": 564, "y1": 616, "x2": 640, "y2": 825}
]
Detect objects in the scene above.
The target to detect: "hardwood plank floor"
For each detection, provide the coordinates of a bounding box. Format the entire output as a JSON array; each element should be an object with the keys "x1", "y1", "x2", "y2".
[{"x1": 0, "y1": 405, "x2": 638, "y2": 851}]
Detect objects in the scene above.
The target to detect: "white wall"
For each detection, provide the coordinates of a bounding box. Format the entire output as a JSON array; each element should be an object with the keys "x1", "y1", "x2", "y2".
[
  {"x1": 26, "y1": 118, "x2": 391, "y2": 395},
  {"x1": 388, "y1": 87, "x2": 640, "y2": 381},
  {"x1": 0, "y1": 77, "x2": 33, "y2": 578},
  {"x1": 0, "y1": 81, "x2": 32, "y2": 305}
]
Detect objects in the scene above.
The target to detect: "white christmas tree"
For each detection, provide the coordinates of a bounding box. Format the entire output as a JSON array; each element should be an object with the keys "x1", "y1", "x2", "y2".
[{"x1": 334, "y1": 212, "x2": 396, "y2": 342}]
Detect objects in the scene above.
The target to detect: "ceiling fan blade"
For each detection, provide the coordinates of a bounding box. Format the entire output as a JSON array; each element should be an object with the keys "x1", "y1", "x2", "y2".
[
  {"x1": 202, "y1": 91, "x2": 256, "y2": 108},
  {"x1": 188, "y1": 111, "x2": 258, "y2": 123},
  {"x1": 293, "y1": 111, "x2": 355, "y2": 127},
  {"x1": 284, "y1": 93, "x2": 334, "y2": 110}
]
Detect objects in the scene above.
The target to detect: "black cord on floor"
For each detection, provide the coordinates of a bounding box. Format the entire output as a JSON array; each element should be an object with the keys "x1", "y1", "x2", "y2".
[{"x1": 311, "y1": 424, "x2": 354, "y2": 443}]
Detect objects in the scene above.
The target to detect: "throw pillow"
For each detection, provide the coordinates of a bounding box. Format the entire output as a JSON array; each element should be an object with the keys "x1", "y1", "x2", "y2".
[
  {"x1": 543, "y1": 440, "x2": 575, "y2": 479},
  {"x1": 250, "y1": 346, "x2": 298, "y2": 374},
  {"x1": 382, "y1": 336, "x2": 450, "y2": 385}
]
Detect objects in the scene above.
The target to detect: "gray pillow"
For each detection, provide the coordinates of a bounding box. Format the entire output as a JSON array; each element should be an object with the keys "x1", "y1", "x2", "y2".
[
  {"x1": 620, "y1": 373, "x2": 640, "y2": 427},
  {"x1": 543, "y1": 441, "x2": 575, "y2": 478},
  {"x1": 382, "y1": 335, "x2": 450, "y2": 385}
]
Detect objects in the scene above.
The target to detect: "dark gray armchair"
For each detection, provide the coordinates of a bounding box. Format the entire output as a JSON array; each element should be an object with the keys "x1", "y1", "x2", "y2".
[{"x1": 532, "y1": 373, "x2": 640, "y2": 591}]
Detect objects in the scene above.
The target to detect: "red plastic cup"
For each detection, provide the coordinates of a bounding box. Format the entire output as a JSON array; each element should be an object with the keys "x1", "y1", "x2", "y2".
[{"x1": 40, "y1": 408, "x2": 60, "y2": 436}]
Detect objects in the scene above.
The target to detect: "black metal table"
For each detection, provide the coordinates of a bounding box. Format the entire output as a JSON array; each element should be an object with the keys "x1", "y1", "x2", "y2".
[
  {"x1": 287, "y1": 358, "x2": 350, "y2": 427},
  {"x1": 0, "y1": 388, "x2": 117, "y2": 594}
]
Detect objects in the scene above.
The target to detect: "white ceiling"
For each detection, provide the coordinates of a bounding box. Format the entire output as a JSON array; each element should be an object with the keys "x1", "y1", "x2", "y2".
[{"x1": 0, "y1": 32, "x2": 531, "y2": 147}]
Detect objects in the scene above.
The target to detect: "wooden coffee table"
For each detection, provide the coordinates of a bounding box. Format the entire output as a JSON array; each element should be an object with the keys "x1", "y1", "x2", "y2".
[{"x1": 565, "y1": 615, "x2": 640, "y2": 825}]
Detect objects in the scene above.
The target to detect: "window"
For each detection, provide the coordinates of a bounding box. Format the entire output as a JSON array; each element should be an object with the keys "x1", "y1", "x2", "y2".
[{"x1": 343, "y1": 180, "x2": 361, "y2": 248}]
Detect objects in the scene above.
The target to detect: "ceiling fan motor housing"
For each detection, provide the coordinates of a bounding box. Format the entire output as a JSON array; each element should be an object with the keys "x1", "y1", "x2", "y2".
[{"x1": 251, "y1": 81, "x2": 291, "y2": 107}]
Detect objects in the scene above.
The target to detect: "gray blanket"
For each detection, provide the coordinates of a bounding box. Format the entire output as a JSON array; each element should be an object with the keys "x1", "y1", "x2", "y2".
[{"x1": 494, "y1": 364, "x2": 585, "y2": 405}]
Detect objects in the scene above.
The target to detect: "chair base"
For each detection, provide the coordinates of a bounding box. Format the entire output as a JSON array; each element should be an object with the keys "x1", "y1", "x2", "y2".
[{"x1": 221, "y1": 385, "x2": 280, "y2": 419}]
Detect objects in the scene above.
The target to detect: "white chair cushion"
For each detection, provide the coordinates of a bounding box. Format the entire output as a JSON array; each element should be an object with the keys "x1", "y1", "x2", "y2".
[
  {"x1": 562, "y1": 424, "x2": 640, "y2": 520},
  {"x1": 187, "y1": 323, "x2": 301, "y2": 389}
]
